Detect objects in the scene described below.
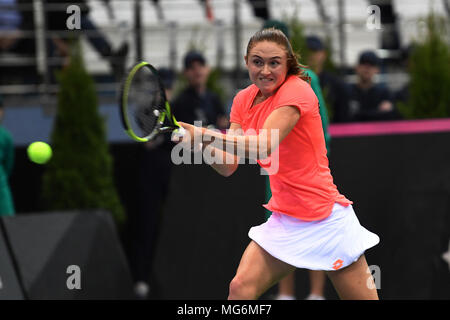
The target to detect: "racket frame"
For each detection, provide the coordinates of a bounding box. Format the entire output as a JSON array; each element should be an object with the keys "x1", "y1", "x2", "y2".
[{"x1": 120, "y1": 61, "x2": 181, "y2": 142}]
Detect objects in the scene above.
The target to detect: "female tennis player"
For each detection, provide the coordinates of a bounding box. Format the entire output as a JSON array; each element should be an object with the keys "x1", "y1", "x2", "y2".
[{"x1": 176, "y1": 28, "x2": 380, "y2": 300}]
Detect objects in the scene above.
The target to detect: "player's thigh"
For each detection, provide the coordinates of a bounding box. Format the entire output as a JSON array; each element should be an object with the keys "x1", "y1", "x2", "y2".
[
  {"x1": 326, "y1": 254, "x2": 379, "y2": 300},
  {"x1": 232, "y1": 241, "x2": 295, "y2": 296}
]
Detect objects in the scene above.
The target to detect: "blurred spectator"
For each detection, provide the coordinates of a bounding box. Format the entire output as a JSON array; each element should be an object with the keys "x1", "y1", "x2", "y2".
[
  {"x1": 172, "y1": 50, "x2": 229, "y2": 129},
  {"x1": 306, "y1": 35, "x2": 351, "y2": 123},
  {"x1": 263, "y1": 19, "x2": 290, "y2": 38},
  {"x1": 45, "y1": 0, "x2": 128, "y2": 79},
  {"x1": 249, "y1": 0, "x2": 270, "y2": 20},
  {"x1": 0, "y1": 0, "x2": 22, "y2": 53},
  {"x1": 198, "y1": 0, "x2": 214, "y2": 21},
  {"x1": 0, "y1": 0, "x2": 39, "y2": 87},
  {"x1": 261, "y1": 20, "x2": 329, "y2": 301},
  {"x1": 151, "y1": 0, "x2": 213, "y2": 22},
  {"x1": 348, "y1": 50, "x2": 399, "y2": 122},
  {"x1": 0, "y1": 96, "x2": 15, "y2": 216},
  {"x1": 158, "y1": 67, "x2": 176, "y2": 101},
  {"x1": 129, "y1": 68, "x2": 176, "y2": 299},
  {"x1": 12, "y1": 0, "x2": 37, "y2": 56},
  {"x1": 149, "y1": 0, "x2": 164, "y2": 21}
]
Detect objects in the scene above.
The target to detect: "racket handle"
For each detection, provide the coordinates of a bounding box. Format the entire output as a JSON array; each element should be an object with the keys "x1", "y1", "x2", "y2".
[
  {"x1": 174, "y1": 126, "x2": 186, "y2": 137},
  {"x1": 171, "y1": 127, "x2": 203, "y2": 152},
  {"x1": 171, "y1": 126, "x2": 186, "y2": 142}
]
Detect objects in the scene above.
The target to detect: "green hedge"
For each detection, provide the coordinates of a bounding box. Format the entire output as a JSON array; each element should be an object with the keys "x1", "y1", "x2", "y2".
[
  {"x1": 42, "y1": 42, "x2": 126, "y2": 226},
  {"x1": 398, "y1": 14, "x2": 450, "y2": 119}
]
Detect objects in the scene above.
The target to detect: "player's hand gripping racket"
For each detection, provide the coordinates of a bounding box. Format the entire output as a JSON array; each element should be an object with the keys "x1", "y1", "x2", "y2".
[{"x1": 119, "y1": 61, "x2": 185, "y2": 142}]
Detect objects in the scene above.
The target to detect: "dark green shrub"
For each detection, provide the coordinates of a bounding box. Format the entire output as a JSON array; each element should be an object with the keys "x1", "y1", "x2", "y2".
[
  {"x1": 42, "y1": 42, "x2": 126, "y2": 226},
  {"x1": 398, "y1": 14, "x2": 450, "y2": 119},
  {"x1": 287, "y1": 16, "x2": 310, "y2": 65}
]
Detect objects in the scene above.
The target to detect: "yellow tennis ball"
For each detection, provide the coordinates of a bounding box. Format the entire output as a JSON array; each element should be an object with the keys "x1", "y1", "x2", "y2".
[{"x1": 27, "y1": 141, "x2": 53, "y2": 164}]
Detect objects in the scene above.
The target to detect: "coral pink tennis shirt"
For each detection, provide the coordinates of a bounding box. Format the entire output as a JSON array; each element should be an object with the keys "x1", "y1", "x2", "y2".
[{"x1": 230, "y1": 75, "x2": 352, "y2": 221}]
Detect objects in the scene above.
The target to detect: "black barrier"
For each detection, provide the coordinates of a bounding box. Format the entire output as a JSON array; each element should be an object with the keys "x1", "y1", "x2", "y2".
[
  {"x1": 328, "y1": 132, "x2": 450, "y2": 299},
  {"x1": 9, "y1": 130, "x2": 450, "y2": 299},
  {"x1": 149, "y1": 132, "x2": 450, "y2": 299},
  {"x1": 0, "y1": 222, "x2": 24, "y2": 299},
  {"x1": 1, "y1": 210, "x2": 135, "y2": 299},
  {"x1": 153, "y1": 163, "x2": 267, "y2": 299}
]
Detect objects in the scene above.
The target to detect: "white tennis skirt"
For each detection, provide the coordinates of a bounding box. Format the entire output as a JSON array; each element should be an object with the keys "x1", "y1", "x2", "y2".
[{"x1": 248, "y1": 203, "x2": 380, "y2": 271}]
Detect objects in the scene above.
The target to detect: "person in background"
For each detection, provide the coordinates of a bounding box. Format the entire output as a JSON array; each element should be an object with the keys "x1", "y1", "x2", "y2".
[
  {"x1": 0, "y1": 96, "x2": 15, "y2": 216},
  {"x1": 148, "y1": 0, "x2": 164, "y2": 21},
  {"x1": 171, "y1": 50, "x2": 228, "y2": 130},
  {"x1": 272, "y1": 67, "x2": 329, "y2": 301},
  {"x1": 348, "y1": 50, "x2": 399, "y2": 122},
  {"x1": 45, "y1": 0, "x2": 128, "y2": 79},
  {"x1": 305, "y1": 35, "x2": 351, "y2": 123},
  {"x1": 248, "y1": 0, "x2": 270, "y2": 20},
  {"x1": 0, "y1": 0, "x2": 22, "y2": 53},
  {"x1": 262, "y1": 20, "x2": 329, "y2": 301},
  {"x1": 150, "y1": 0, "x2": 214, "y2": 22}
]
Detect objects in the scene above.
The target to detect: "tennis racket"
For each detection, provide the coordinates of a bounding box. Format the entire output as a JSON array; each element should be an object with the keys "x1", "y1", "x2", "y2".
[{"x1": 119, "y1": 61, "x2": 185, "y2": 142}]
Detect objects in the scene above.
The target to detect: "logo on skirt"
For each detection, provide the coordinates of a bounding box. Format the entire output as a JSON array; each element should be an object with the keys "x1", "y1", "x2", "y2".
[{"x1": 332, "y1": 259, "x2": 344, "y2": 270}]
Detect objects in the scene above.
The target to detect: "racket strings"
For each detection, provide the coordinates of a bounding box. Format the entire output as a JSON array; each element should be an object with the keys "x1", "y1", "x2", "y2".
[{"x1": 127, "y1": 67, "x2": 165, "y2": 138}]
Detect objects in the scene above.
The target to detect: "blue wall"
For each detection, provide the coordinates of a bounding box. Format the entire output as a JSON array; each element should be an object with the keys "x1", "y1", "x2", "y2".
[{"x1": 3, "y1": 103, "x2": 131, "y2": 147}]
